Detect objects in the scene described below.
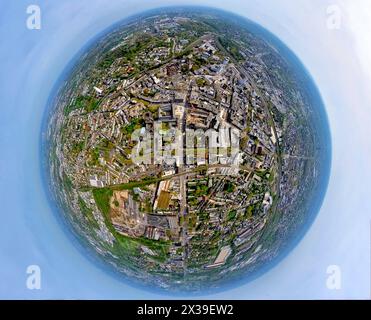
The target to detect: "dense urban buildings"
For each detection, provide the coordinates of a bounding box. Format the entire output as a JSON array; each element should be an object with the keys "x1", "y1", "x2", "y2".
[{"x1": 45, "y1": 8, "x2": 327, "y2": 291}]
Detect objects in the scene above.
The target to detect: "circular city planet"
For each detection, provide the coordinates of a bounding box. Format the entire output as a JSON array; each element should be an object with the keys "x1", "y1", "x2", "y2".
[{"x1": 43, "y1": 7, "x2": 331, "y2": 292}]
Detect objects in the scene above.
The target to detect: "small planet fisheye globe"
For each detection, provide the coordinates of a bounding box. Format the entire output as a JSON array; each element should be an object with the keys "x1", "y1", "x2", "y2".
[{"x1": 43, "y1": 7, "x2": 331, "y2": 292}]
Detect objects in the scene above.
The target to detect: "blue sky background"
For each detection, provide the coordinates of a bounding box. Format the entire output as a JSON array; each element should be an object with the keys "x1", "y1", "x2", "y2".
[{"x1": 0, "y1": 0, "x2": 371, "y2": 299}]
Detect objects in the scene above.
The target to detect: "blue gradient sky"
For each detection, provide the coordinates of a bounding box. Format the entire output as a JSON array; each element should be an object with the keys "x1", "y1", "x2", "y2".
[{"x1": 0, "y1": 0, "x2": 370, "y2": 299}]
